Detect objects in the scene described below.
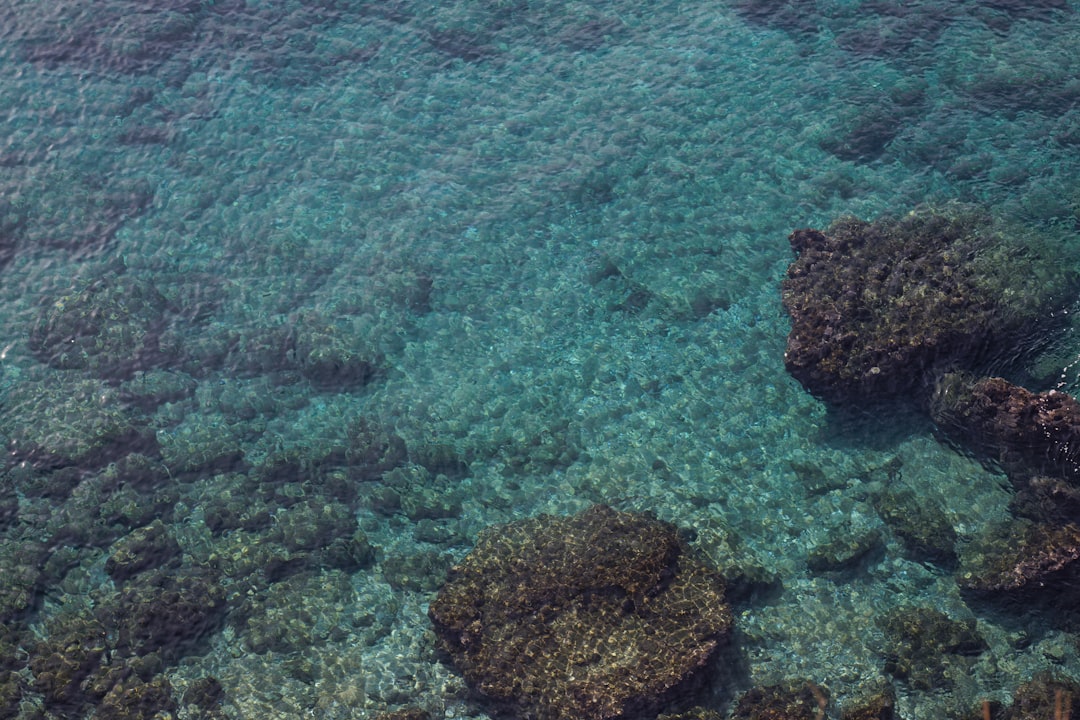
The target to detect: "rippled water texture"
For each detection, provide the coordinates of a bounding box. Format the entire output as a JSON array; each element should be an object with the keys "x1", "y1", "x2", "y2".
[{"x1": 2, "y1": 0, "x2": 1080, "y2": 718}]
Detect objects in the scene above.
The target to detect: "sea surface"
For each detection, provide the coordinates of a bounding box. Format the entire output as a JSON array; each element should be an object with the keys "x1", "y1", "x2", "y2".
[{"x1": 1, "y1": 1, "x2": 1080, "y2": 718}]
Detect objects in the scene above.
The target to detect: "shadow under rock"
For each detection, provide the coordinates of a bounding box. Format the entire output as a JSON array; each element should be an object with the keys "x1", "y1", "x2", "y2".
[{"x1": 817, "y1": 400, "x2": 936, "y2": 452}]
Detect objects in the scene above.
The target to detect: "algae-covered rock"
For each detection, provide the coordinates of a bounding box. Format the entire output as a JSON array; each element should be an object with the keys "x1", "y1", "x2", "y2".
[
  {"x1": 839, "y1": 683, "x2": 898, "y2": 720},
  {"x1": 1, "y1": 371, "x2": 156, "y2": 470},
  {"x1": 202, "y1": 473, "x2": 273, "y2": 535},
  {"x1": 730, "y1": 680, "x2": 830, "y2": 720},
  {"x1": 806, "y1": 524, "x2": 883, "y2": 574},
  {"x1": 29, "y1": 616, "x2": 109, "y2": 709},
  {"x1": 95, "y1": 673, "x2": 177, "y2": 720},
  {"x1": 30, "y1": 274, "x2": 172, "y2": 379},
  {"x1": 957, "y1": 518, "x2": 1080, "y2": 597},
  {"x1": 0, "y1": 670, "x2": 21, "y2": 719},
  {"x1": 782, "y1": 206, "x2": 1073, "y2": 405},
  {"x1": 372, "y1": 709, "x2": 431, "y2": 720},
  {"x1": 241, "y1": 571, "x2": 355, "y2": 654},
  {"x1": 182, "y1": 676, "x2": 226, "y2": 714},
  {"x1": 0, "y1": 481, "x2": 17, "y2": 529},
  {"x1": 879, "y1": 607, "x2": 987, "y2": 691},
  {"x1": 0, "y1": 541, "x2": 48, "y2": 623},
  {"x1": 875, "y1": 486, "x2": 957, "y2": 567},
  {"x1": 346, "y1": 417, "x2": 408, "y2": 481},
  {"x1": 384, "y1": 549, "x2": 454, "y2": 593},
  {"x1": 381, "y1": 464, "x2": 463, "y2": 522},
  {"x1": 156, "y1": 418, "x2": 244, "y2": 476},
  {"x1": 99, "y1": 452, "x2": 171, "y2": 493},
  {"x1": 292, "y1": 311, "x2": 382, "y2": 390},
  {"x1": 931, "y1": 373, "x2": 1080, "y2": 485},
  {"x1": 269, "y1": 499, "x2": 355, "y2": 553},
  {"x1": 989, "y1": 675, "x2": 1080, "y2": 720},
  {"x1": 105, "y1": 519, "x2": 182, "y2": 583},
  {"x1": 109, "y1": 567, "x2": 226, "y2": 662},
  {"x1": 429, "y1": 505, "x2": 732, "y2": 720},
  {"x1": 658, "y1": 707, "x2": 724, "y2": 720}
]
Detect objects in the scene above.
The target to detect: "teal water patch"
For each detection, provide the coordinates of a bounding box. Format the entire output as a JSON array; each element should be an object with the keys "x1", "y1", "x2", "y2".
[{"x1": 1, "y1": 0, "x2": 1080, "y2": 718}]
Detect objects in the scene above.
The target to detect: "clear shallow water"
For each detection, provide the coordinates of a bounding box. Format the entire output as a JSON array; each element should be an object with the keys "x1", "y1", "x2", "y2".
[{"x1": 1, "y1": 1, "x2": 1079, "y2": 718}]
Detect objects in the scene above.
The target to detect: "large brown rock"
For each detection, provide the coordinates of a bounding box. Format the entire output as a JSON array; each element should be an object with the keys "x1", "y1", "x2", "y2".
[
  {"x1": 781, "y1": 206, "x2": 1071, "y2": 405},
  {"x1": 428, "y1": 505, "x2": 732, "y2": 720}
]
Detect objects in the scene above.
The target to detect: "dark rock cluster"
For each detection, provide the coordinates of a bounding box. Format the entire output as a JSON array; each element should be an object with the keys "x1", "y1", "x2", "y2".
[
  {"x1": 0, "y1": 273, "x2": 423, "y2": 720},
  {"x1": 781, "y1": 203, "x2": 1080, "y2": 708},
  {"x1": 429, "y1": 505, "x2": 733, "y2": 720},
  {"x1": 928, "y1": 374, "x2": 1080, "y2": 599},
  {"x1": 0, "y1": 408, "x2": 408, "y2": 717},
  {"x1": 728, "y1": 680, "x2": 831, "y2": 720}
]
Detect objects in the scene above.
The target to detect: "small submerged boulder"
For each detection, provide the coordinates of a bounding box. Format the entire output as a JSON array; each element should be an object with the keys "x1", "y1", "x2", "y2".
[
  {"x1": 957, "y1": 518, "x2": 1080, "y2": 598},
  {"x1": 429, "y1": 504, "x2": 733, "y2": 720},
  {"x1": 931, "y1": 373, "x2": 1080, "y2": 484},
  {"x1": 30, "y1": 274, "x2": 172, "y2": 379}
]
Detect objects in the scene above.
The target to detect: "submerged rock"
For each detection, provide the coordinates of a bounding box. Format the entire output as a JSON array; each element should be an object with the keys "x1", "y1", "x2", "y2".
[
  {"x1": 429, "y1": 505, "x2": 732, "y2": 720},
  {"x1": 1, "y1": 371, "x2": 156, "y2": 471},
  {"x1": 730, "y1": 681, "x2": 830, "y2": 720},
  {"x1": 105, "y1": 519, "x2": 182, "y2": 583},
  {"x1": 875, "y1": 485, "x2": 958, "y2": 567},
  {"x1": 879, "y1": 607, "x2": 987, "y2": 691},
  {"x1": 990, "y1": 675, "x2": 1080, "y2": 720},
  {"x1": 30, "y1": 274, "x2": 172, "y2": 379},
  {"x1": 957, "y1": 518, "x2": 1080, "y2": 598},
  {"x1": 781, "y1": 206, "x2": 1072, "y2": 405},
  {"x1": 931, "y1": 373, "x2": 1080, "y2": 485}
]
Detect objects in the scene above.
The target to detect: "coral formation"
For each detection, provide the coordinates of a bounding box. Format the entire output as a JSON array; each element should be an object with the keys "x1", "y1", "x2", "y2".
[{"x1": 429, "y1": 505, "x2": 732, "y2": 720}]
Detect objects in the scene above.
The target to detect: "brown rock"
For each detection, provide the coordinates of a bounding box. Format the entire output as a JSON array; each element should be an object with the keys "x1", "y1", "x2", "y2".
[
  {"x1": 429, "y1": 505, "x2": 732, "y2": 720},
  {"x1": 781, "y1": 207, "x2": 1071, "y2": 405}
]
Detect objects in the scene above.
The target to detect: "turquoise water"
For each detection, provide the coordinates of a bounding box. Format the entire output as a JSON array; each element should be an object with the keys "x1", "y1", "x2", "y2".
[{"x1": 1, "y1": 0, "x2": 1080, "y2": 718}]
